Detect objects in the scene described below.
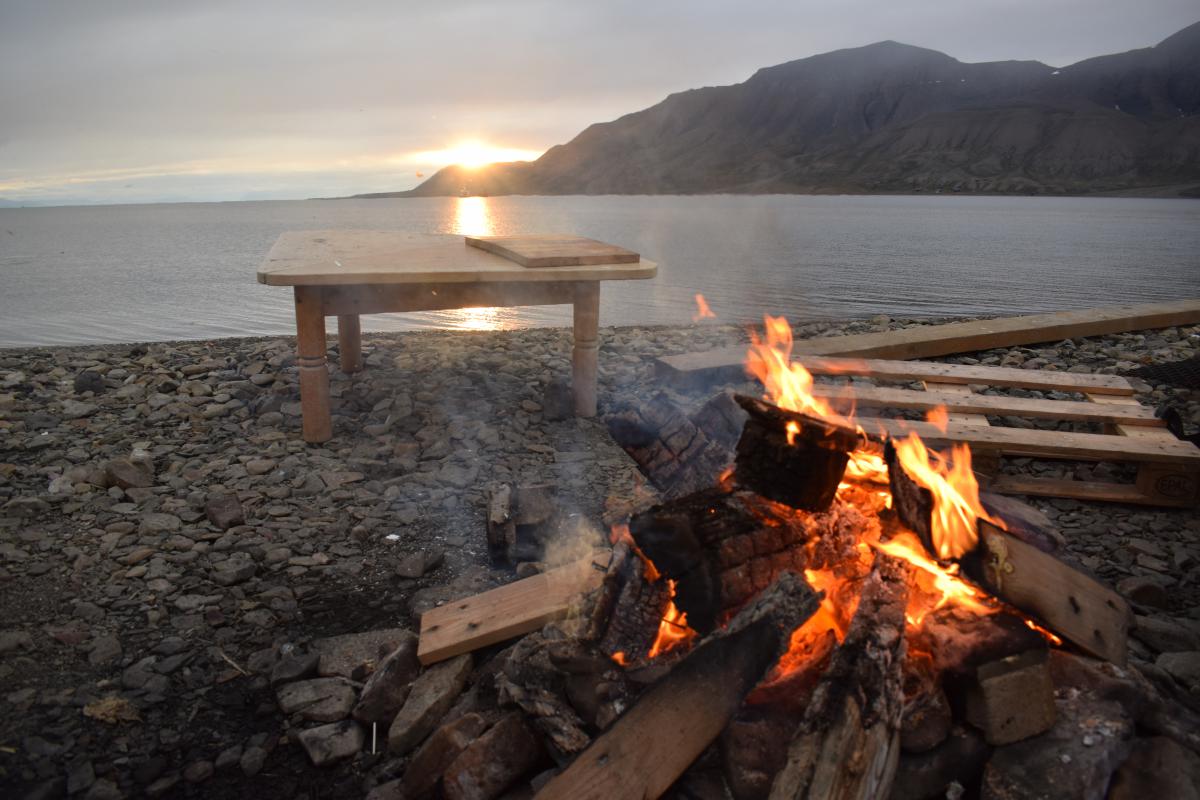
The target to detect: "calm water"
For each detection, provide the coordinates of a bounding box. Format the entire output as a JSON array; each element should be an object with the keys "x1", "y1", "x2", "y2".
[{"x1": 0, "y1": 195, "x2": 1197, "y2": 348}]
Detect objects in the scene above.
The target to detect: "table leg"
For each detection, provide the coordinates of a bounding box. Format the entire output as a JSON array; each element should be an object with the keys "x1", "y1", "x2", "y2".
[
  {"x1": 337, "y1": 314, "x2": 362, "y2": 373},
  {"x1": 572, "y1": 281, "x2": 600, "y2": 417},
  {"x1": 294, "y1": 287, "x2": 333, "y2": 443}
]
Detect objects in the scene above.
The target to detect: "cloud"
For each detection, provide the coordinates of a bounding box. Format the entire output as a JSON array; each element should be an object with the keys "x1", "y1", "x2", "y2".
[{"x1": 2, "y1": 0, "x2": 1196, "y2": 204}]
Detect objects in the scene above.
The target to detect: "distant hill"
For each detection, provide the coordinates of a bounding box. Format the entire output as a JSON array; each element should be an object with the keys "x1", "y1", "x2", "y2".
[{"x1": 360, "y1": 21, "x2": 1200, "y2": 198}]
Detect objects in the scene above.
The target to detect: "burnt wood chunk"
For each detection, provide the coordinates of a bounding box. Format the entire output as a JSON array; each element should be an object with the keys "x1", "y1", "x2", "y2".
[
  {"x1": 963, "y1": 649, "x2": 1057, "y2": 746},
  {"x1": 595, "y1": 548, "x2": 671, "y2": 664},
  {"x1": 485, "y1": 483, "x2": 564, "y2": 565},
  {"x1": 535, "y1": 572, "x2": 820, "y2": 800},
  {"x1": 884, "y1": 439, "x2": 936, "y2": 554},
  {"x1": 734, "y1": 395, "x2": 860, "y2": 512},
  {"x1": 605, "y1": 390, "x2": 746, "y2": 501},
  {"x1": 768, "y1": 553, "x2": 909, "y2": 800}
]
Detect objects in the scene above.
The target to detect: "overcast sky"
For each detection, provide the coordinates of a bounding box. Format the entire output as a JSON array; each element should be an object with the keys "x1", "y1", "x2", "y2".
[{"x1": 2, "y1": 0, "x2": 1196, "y2": 205}]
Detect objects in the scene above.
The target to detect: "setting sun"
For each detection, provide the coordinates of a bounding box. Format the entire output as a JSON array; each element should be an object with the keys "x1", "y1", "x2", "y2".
[{"x1": 410, "y1": 140, "x2": 543, "y2": 170}]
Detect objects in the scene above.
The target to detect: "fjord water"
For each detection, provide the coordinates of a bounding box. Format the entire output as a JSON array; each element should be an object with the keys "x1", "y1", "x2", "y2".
[{"x1": 0, "y1": 194, "x2": 1197, "y2": 348}]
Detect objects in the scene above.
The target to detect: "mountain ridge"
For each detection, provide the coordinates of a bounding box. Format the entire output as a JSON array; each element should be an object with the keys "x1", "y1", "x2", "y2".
[{"x1": 357, "y1": 22, "x2": 1200, "y2": 198}]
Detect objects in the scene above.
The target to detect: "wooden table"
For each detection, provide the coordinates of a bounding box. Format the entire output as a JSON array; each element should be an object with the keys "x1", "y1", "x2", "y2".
[{"x1": 257, "y1": 231, "x2": 657, "y2": 442}]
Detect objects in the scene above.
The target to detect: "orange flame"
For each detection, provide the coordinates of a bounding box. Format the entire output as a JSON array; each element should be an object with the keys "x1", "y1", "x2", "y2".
[
  {"x1": 746, "y1": 315, "x2": 853, "y2": 427},
  {"x1": 648, "y1": 580, "x2": 697, "y2": 658},
  {"x1": 611, "y1": 651, "x2": 628, "y2": 666},
  {"x1": 925, "y1": 405, "x2": 950, "y2": 433},
  {"x1": 873, "y1": 532, "x2": 995, "y2": 625},
  {"x1": 692, "y1": 293, "x2": 716, "y2": 322},
  {"x1": 891, "y1": 433, "x2": 1002, "y2": 560}
]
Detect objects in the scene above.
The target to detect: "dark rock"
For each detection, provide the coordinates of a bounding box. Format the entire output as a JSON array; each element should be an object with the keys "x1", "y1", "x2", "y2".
[
  {"x1": 88, "y1": 635, "x2": 123, "y2": 667},
  {"x1": 901, "y1": 685, "x2": 953, "y2": 753},
  {"x1": 276, "y1": 677, "x2": 357, "y2": 722},
  {"x1": 353, "y1": 634, "x2": 422, "y2": 724},
  {"x1": 183, "y1": 760, "x2": 214, "y2": 783},
  {"x1": 271, "y1": 651, "x2": 320, "y2": 686},
  {"x1": 1157, "y1": 651, "x2": 1200, "y2": 690},
  {"x1": 542, "y1": 379, "x2": 574, "y2": 421},
  {"x1": 443, "y1": 713, "x2": 546, "y2": 800},
  {"x1": 66, "y1": 758, "x2": 96, "y2": 793},
  {"x1": 145, "y1": 773, "x2": 180, "y2": 798},
  {"x1": 212, "y1": 554, "x2": 256, "y2": 586},
  {"x1": 891, "y1": 725, "x2": 991, "y2": 800},
  {"x1": 980, "y1": 690, "x2": 1133, "y2": 800},
  {"x1": 1108, "y1": 736, "x2": 1200, "y2": 800},
  {"x1": 82, "y1": 779, "x2": 122, "y2": 800},
  {"x1": 240, "y1": 745, "x2": 268, "y2": 777},
  {"x1": 403, "y1": 712, "x2": 490, "y2": 799},
  {"x1": 1118, "y1": 576, "x2": 1170, "y2": 609},
  {"x1": 105, "y1": 459, "x2": 154, "y2": 489},
  {"x1": 388, "y1": 654, "x2": 473, "y2": 754},
  {"x1": 214, "y1": 744, "x2": 243, "y2": 771},
  {"x1": 74, "y1": 370, "x2": 106, "y2": 394},
  {"x1": 719, "y1": 711, "x2": 794, "y2": 800},
  {"x1": 1134, "y1": 615, "x2": 1200, "y2": 654},
  {"x1": 396, "y1": 551, "x2": 444, "y2": 579},
  {"x1": 204, "y1": 494, "x2": 245, "y2": 530},
  {"x1": 0, "y1": 630, "x2": 34, "y2": 653},
  {"x1": 297, "y1": 720, "x2": 365, "y2": 766},
  {"x1": 365, "y1": 779, "x2": 406, "y2": 800}
]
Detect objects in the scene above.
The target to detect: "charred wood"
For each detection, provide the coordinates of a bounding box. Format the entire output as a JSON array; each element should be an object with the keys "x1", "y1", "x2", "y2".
[
  {"x1": 734, "y1": 395, "x2": 861, "y2": 512},
  {"x1": 606, "y1": 390, "x2": 745, "y2": 501},
  {"x1": 768, "y1": 554, "x2": 908, "y2": 800},
  {"x1": 535, "y1": 572, "x2": 820, "y2": 800}
]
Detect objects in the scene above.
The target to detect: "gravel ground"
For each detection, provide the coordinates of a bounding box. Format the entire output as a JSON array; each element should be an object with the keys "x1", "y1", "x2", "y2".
[{"x1": 0, "y1": 316, "x2": 1197, "y2": 798}]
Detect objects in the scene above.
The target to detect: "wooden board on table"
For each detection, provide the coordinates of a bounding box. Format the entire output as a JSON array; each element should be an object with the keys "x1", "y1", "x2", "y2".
[
  {"x1": 974, "y1": 522, "x2": 1129, "y2": 665},
  {"x1": 417, "y1": 551, "x2": 608, "y2": 666},
  {"x1": 259, "y1": 231, "x2": 655, "y2": 285},
  {"x1": 814, "y1": 383, "x2": 1161, "y2": 426},
  {"x1": 465, "y1": 235, "x2": 640, "y2": 267},
  {"x1": 656, "y1": 299, "x2": 1200, "y2": 384}
]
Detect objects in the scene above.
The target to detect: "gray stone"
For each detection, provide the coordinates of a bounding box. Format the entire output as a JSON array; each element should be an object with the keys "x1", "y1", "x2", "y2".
[
  {"x1": 442, "y1": 713, "x2": 545, "y2": 800},
  {"x1": 204, "y1": 494, "x2": 245, "y2": 530},
  {"x1": 297, "y1": 720, "x2": 364, "y2": 766},
  {"x1": 312, "y1": 627, "x2": 412, "y2": 679},
  {"x1": 182, "y1": 760, "x2": 214, "y2": 783},
  {"x1": 1117, "y1": 576, "x2": 1170, "y2": 609},
  {"x1": 1134, "y1": 615, "x2": 1200, "y2": 654},
  {"x1": 88, "y1": 635, "x2": 123, "y2": 666},
  {"x1": 67, "y1": 758, "x2": 96, "y2": 793},
  {"x1": 105, "y1": 459, "x2": 154, "y2": 489},
  {"x1": 0, "y1": 630, "x2": 34, "y2": 654},
  {"x1": 1156, "y1": 651, "x2": 1200, "y2": 690},
  {"x1": 212, "y1": 554, "x2": 256, "y2": 586},
  {"x1": 1108, "y1": 736, "x2": 1200, "y2": 800},
  {"x1": 396, "y1": 550, "x2": 444, "y2": 579},
  {"x1": 542, "y1": 379, "x2": 574, "y2": 421},
  {"x1": 214, "y1": 744, "x2": 242, "y2": 771},
  {"x1": 82, "y1": 779, "x2": 123, "y2": 800},
  {"x1": 403, "y1": 712, "x2": 491, "y2": 799},
  {"x1": 139, "y1": 513, "x2": 181, "y2": 535},
  {"x1": 271, "y1": 651, "x2": 320, "y2": 686},
  {"x1": 388, "y1": 654, "x2": 473, "y2": 754},
  {"x1": 61, "y1": 399, "x2": 97, "y2": 419},
  {"x1": 353, "y1": 634, "x2": 422, "y2": 724},
  {"x1": 240, "y1": 745, "x2": 268, "y2": 777},
  {"x1": 276, "y1": 677, "x2": 357, "y2": 722}
]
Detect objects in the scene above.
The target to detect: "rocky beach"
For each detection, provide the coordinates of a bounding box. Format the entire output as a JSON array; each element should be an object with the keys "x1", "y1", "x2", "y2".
[{"x1": 1, "y1": 316, "x2": 1198, "y2": 799}]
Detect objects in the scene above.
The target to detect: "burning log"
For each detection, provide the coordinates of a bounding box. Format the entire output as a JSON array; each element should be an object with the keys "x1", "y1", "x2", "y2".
[
  {"x1": 627, "y1": 488, "x2": 870, "y2": 635},
  {"x1": 768, "y1": 553, "x2": 908, "y2": 800},
  {"x1": 964, "y1": 520, "x2": 1130, "y2": 665},
  {"x1": 535, "y1": 572, "x2": 820, "y2": 800},
  {"x1": 587, "y1": 543, "x2": 671, "y2": 664},
  {"x1": 887, "y1": 447, "x2": 1130, "y2": 665},
  {"x1": 734, "y1": 395, "x2": 862, "y2": 512}
]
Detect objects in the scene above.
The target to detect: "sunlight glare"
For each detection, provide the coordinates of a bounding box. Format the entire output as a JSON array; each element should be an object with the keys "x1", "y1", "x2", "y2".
[{"x1": 453, "y1": 196, "x2": 494, "y2": 236}]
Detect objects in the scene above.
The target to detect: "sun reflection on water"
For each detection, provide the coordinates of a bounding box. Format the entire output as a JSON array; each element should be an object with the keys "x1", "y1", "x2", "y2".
[{"x1": 453, "y1": 196, "x2": 493, "y2": 236}]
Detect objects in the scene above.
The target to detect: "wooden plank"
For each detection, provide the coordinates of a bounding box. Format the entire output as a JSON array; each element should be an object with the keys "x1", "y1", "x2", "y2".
[
  {"x1": 536, "y1": 573, "x2": 819, "y2": 800},
  {"x1": 816, "y1": 383, "x2": 1161, "y2": 426},
  {"x1": 927, "y1": 382, "x2": 1000, "y2": 479},
  {"x1": 417, "y1": 552, "x2": 608, "y2": 666},
  {"x1": 465, "y1": 235, "x2": 639, "y2": 267},
  {"x1": 667, "y1": 353, "x2": 1136, "y2": 394},
  {"x1": 656, "y1": 300, "x2": 1200, "y2": 384},
  {"x1": 972, "y1": 522, "x2": 1130, "y2": 665},
  {"x1": 988, "y1": 475, "x2": 1151, "y2": 505},
  {"x1": 863, "y1": 418, "x2": 1200, "y2": 464},
  {"x1": 1088, "y1": 394, "x2": 1200, "y2": 506}
]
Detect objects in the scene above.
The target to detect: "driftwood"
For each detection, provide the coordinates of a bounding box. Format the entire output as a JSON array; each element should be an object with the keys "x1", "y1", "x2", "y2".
[
  {"x1": 768, "y1": 553, "x2": 908, "y2": 800},
  {"x1": 734, "y1": 395, "x2": 861, "y2": 512},
  {"x1": 535, "y1": 572, "x2": 820, "y2": 800}
]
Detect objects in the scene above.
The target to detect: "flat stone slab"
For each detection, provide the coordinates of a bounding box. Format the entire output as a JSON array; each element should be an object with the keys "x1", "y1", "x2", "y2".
[
  {"x1": 312, "y1": 628, "x2": 413, "y2": 679},
  {"x1": 276, "y1": 678, "x2": 357, "y2": 723}
]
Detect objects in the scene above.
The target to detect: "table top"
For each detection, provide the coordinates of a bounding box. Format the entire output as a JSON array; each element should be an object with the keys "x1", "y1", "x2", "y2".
[{"x1": 258, "y1": 231, "x2": 658, "y2": 286}]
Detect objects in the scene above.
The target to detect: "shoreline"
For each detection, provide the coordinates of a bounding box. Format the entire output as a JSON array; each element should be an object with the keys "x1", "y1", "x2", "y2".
[{"x1": 1, "y1": 317, "x2": 1198, "y2": 797}]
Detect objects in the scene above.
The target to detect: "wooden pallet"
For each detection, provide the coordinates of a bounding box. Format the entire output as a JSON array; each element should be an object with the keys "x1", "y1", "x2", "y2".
[{"x1": 796, "y1": 356, "x2": 1200, "y2": 508}]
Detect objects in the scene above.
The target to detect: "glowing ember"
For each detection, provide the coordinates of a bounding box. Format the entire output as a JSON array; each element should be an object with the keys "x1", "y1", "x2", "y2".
[
  {"x1": 845, "y1": 450, "x2": 888, "y2": 483},
  {"x1": 692, "y1": 293, "x2": 716, "y2": 322},
  {"x1": 610, "y1": 523, "x2": 662, "y2": 581},
  {"x1": 611, "y1": 651, "x2": 628, "y2": 666},
  {"x1": 872, "y1": 532, "x2": 995, "y2": 625},
  {"x1": 891, "y1": 433, "x2": 1003, "y2": 560},
  {"x1": 647, "y1": 580, "x2": 697, "y2": 658}
]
